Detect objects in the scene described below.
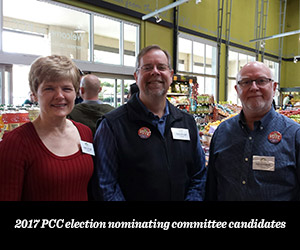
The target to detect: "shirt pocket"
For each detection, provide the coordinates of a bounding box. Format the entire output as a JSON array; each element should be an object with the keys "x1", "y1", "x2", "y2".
[{"x1": 253, "y1": 159, "x2": 297, "y2": 187}]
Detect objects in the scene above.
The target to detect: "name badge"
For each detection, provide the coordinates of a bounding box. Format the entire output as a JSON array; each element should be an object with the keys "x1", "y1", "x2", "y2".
[
  {"x1": 171, "y1": 128, "x2": 190, "y2": 141},
  {"x1": 252, "y1": 155, "x2": 275, "y2": 171},
  {"x1": 80, "y1": 140, "x2": 95, "y2": 156}
]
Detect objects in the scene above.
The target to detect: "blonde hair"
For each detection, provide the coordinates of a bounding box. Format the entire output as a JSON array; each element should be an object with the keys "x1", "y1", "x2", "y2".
[{"x1": 29, "y1": 55, "x2": 80, "y2": 94}]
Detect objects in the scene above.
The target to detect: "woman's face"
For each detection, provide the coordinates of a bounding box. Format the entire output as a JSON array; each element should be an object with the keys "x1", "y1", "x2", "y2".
[{"x1": 34, "y1": 80, "x2": 76, "y2": 119}]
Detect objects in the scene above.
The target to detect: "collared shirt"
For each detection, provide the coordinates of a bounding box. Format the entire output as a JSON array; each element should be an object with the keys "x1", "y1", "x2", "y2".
[
  {"x1": 82, "y1": 100, "x2": 103, "y2": 105},
  {"x1": 136, "y1": 94, "x2": 169, "y2": 137},
  {"x1": 206, "y1": 108, "x2": 300, "y2": 201},
  {"x1": 92, "y1": 95, "x2": 206, "y2": 201}
]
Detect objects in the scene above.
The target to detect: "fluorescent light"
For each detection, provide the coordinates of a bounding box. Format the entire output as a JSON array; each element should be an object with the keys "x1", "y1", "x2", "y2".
[
  {"x1": 250, "y1": 29, "x2": 300, "y2": 42},
  {"x1": 142, "y1": 0, "x2": 189, "y2": 21}
]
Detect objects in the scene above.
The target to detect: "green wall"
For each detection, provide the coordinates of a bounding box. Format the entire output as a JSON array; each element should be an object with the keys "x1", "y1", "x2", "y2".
[
  {"x1": 57, "y1": 0, "x2": 300, "y2": 99},
  {"x1": 281, "y1": 0, "x2": 300, "y2": 88}
]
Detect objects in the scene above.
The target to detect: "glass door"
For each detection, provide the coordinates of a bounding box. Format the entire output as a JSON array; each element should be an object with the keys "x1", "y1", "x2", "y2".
[{"x1": 98, "y1": 77, "x2": 135, "y2": 107}]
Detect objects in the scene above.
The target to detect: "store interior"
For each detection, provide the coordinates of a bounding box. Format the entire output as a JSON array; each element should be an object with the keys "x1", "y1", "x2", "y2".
[{"x1": 1, "y1": 0, "x2": 300, "y2": 144}]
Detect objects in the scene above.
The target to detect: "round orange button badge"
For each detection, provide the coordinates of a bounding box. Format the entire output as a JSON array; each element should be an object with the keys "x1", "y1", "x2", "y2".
[
  {"x1": 268, "y1": 131, "x2": 282, "y2": 144},
  {"x1": 138, "y1": 127, "x2": 151, "y2": 139}
]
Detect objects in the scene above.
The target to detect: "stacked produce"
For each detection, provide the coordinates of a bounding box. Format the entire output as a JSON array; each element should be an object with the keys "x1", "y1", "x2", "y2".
[
  {"x1": 203, "y1": 113, "x2": 238, "y2": 135},
  {"x1": 0, "y1": 104, "x2": 39, "y2": 140},
  {"x1": 278, "y1": 109, "x2": 300, "y2": 123}
]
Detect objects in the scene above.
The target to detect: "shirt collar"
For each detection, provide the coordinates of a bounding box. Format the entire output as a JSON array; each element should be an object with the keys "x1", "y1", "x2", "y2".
[
  {"x1": 239, "y1": 107, "x2": 276, "y2": 130},
  {"x1": 82, "y1": 100, "x2": 103, "y2": 105},
  {"x1": 136, "y1": 93, "x2": 169, "y2": 121}
]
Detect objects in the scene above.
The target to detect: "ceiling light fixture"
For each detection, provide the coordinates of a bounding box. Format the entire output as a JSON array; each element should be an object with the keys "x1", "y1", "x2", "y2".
[
  {"x1": 155, "y1": 15, "x2": 162, "y2": 23},
  {"x1": 142, "y1": 0, "x2": 189, "y2": 21}
]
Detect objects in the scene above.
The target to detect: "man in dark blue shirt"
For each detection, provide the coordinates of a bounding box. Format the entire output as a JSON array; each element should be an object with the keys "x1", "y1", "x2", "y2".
[{"x1": 206, "y1": 61, "x2": 300, "y2": 201}]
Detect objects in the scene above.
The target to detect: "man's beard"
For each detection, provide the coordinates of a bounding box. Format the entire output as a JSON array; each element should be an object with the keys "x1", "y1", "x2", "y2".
[
  {"x1": 144, "y1": 81, "x2": 168, "y2": 97},
  {"x1": 244, "y1": 98, "x2": 272, "y2": 113}
]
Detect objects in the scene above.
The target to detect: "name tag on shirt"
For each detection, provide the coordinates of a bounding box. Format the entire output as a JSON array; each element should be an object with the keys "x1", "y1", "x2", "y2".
[
  {"x1": 171, "y1": 128, "x2": 190, "y2": 141},
  {"x1": 80, "y1": 140, "x2": 95, "y2": 156},
  {"x1": 252, "y1": 155, "x2": 275, "y2": 171}
]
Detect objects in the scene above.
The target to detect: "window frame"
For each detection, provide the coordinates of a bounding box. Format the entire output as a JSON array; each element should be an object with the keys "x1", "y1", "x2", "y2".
[
  {"x1": 0, "y1": 0, "x2": 139, "y2": 105},
  {"x1": 177, "y1": 32, "x2": 218, "y2": 97},
  {"x1": 0, "y1": 0, "x2": 140, "y2": 74},
  {"x1": 227, "y1": 47, "x2": 256, "y2": 104},
  {"x1": 226, "y1": 47, "x2": 280, "y2": 105}
]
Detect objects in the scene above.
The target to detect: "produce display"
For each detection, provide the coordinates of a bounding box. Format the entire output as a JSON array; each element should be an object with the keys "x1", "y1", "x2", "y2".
[
  {"x1": 278, "y1": 109, "x2": 300, "y2": 123},
  {"x1": 0, "y1": 104, "x2": 39, "y2": 140},
  {"x1": 203, "y1": 113, "x2": 239, "y2": 135},
  {"x1": 199, "y1": 103, "x2": 241, "y2": 148}
]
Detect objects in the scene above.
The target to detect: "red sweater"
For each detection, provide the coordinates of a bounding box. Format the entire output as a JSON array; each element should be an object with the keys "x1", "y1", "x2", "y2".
[{"x1": 0, "y1": 121, "x2": 94, "y2": 201}]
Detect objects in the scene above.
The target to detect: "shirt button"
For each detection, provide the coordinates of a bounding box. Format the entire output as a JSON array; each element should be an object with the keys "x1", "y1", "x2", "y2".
[
  {"x1": 245, "y1": 158, "x2": 248, "y2": 162},
  {"x1": 260, "y1": 126, "x2": 264, "y2": 130},
  {"x1": 242, "y1": 180, "x2": 246, "y2": 185},
  {"x1": 249, "y1": 136, "x2": 252, "y2": 140}
]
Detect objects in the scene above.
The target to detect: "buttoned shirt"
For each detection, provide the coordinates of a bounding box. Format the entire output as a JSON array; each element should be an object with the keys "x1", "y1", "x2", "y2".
[{"x1": 205, "y1": 108, "x2": 300, "y2": 201}]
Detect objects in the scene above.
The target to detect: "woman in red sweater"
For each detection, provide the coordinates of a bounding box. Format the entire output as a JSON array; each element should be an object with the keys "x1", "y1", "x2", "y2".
[{"x1": 0, "y1": 55, "x2": 94, "y2": 201}]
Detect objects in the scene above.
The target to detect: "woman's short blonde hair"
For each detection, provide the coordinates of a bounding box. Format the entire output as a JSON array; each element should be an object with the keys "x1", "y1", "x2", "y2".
[{"x1": 29, "y1": 55, "x2": 81, "y2": 94}]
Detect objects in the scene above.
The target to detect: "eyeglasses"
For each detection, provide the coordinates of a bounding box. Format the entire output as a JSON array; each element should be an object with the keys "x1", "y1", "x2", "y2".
[
  {"x1": 238, "y1": 78, "x2": 273, "y2": 88},
  {"x1": 138, "y1": 64, "x2": 170, "y2": 72}
]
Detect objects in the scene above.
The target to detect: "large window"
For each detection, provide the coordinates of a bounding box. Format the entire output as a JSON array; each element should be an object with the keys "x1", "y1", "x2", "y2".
[
  {"x1": 264, "y1": 58, "x2": 280, "y2": 105},
  {"x1": 264, "y1": 58, "x2": 279, "y2": 82},
  {"x1": 1, "y1": 0, "x2": 139, "y2": 105},
  {"x1": 124, "y1": 23, "x2": 138, "y2": 67},
  {"x1": 227, "y1": 49, "x2": 280, "y2": 105},
  {"x1": 3, "y1": 0, "x2": 90, "y2": 60},
  {"x1": 178, "y1": 33, "x2": 217, "y2": 97},
  {"x1": 227, "y1": 49, "x2": 256, "y2": 104},
  {"x1": 93, "y1": 17, "x2": 138, "y2": 67},
  {"x1": 94, "y1": 16, "x2": 120, "y2": 64}
]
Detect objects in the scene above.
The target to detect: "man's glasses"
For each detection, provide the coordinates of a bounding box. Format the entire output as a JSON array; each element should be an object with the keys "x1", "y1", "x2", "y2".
[
  {"x1": 238, "y1": 78, "x2": 273, "y2": 88},
  {"x1": 138, "y1": 64, "x2": 170, "y2": 72}
]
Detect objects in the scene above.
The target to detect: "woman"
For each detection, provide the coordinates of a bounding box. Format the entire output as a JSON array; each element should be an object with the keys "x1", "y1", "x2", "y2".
[{"x1": 0, "y1": 55, "x2": 94, "y2": 201}]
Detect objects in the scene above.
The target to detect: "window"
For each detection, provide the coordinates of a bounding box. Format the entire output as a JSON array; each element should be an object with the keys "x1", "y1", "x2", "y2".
[
  {"x1": 264, "y1": 58, "x2": 279, "y2": 82},
  {"x1": 178, "y1": 33, "x2": 217, "y2": 97},
  {"x1": 227, "y1": 49, "x2": 255, "y2": 104},
  {"x1": 227, "y1": 50, "x2": 280, "y2": 105},
  {"x1": 3, "y1": 0, "x2": 90, "y2": 60},
  {"x1": 124, "y1": 24, "x2": 138, "y2": 67},
  {"x1": 193, "y1": 42, "x2": 204, "y2": 74},
  {"x1": 1, "y1": 0, "x2": 139, "y2": 105},
  {"x1": 264, "y1": 58, "x2": 280, "y2": 105},
  {"x1": 94, "y1": 16, "x2": 120, "y2": 64},
  {"x1": 93, "y1": 18, "x2": 138, "y2": 67},
  {"x1": 12, "y1": 65, "x2": 31, "y2": 105},
  {"x1": 2, "y1": 0, "x2": 139, "y2": 65},
  {"x1": 178, "y1": 37, "x2": 192, "y2": 72}
]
